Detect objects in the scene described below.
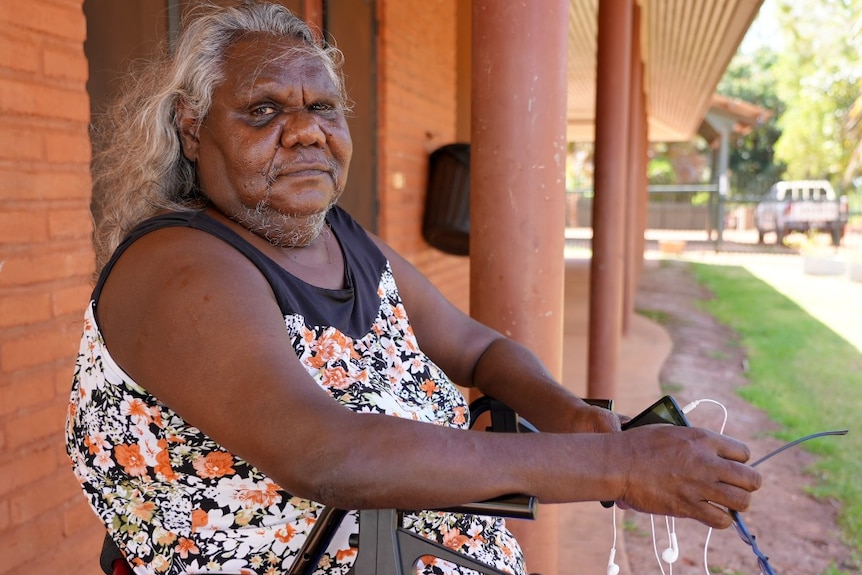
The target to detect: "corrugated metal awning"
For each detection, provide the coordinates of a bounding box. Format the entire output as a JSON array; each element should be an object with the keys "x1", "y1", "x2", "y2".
[{"x1": 566, "y1": 0, "x2": 764, "y2": 142}]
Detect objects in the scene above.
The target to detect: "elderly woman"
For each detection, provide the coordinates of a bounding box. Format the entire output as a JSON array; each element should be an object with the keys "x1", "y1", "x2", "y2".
[{"x1": 66, "y1": 2, "x2": 761, "y2": 574}]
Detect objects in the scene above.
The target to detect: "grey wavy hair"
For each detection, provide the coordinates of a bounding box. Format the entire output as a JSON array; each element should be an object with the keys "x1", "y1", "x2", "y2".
[{"x1": 90, "y1": 0, "x2": 347, "y2": 272}]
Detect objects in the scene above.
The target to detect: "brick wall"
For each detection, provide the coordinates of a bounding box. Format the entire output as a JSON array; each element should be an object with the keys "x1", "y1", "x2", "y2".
[
  {"x1": 0, "y1": 1, "x2": 472, "y2": 572},
  {"x1": 377, "y1": 0, "x2": 472, "y2": 313},
  {"x1": 0, "y1": 0, "x2": 103, "y2": 573}
]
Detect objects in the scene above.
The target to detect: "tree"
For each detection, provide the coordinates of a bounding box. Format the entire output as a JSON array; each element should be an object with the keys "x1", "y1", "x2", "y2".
[
  {"x1": 717, "y1": 46, "x2": 786, "y2": 197},
  {"x1": 771, "y1": 0, "x2": 862, "y2": 192}
]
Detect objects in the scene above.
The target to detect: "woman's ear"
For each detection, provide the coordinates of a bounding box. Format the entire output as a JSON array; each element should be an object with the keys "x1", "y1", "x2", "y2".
[{"x1": 175, "y1": 100, "x2": 201, "y2": 162}]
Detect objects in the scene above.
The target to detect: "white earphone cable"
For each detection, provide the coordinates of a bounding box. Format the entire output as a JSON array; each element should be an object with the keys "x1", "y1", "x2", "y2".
[{"x1": 683, "y1": 399, "x2": 728, "y2": 575}]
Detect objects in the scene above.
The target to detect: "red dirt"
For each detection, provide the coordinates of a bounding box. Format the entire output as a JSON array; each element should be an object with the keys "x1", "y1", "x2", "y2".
[{"x1": 623, "y1": 259, "x2": 858, "y2": 575}]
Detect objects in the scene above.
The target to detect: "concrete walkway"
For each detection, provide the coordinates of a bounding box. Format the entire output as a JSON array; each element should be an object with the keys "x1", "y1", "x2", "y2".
[
  {"x1": 554, "y1": 258, "x2": 669, "y2": 575},
  {"x1": 552, "y1": 235, "x2": 862, "y2": 574}
]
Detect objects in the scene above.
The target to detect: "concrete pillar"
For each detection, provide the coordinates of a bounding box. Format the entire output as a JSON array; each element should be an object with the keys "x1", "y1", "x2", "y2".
[
  {"x1": 588, "y1": 0, "x2": 633, "y2": 400},
  {"x1": 470, "y1": 1, "x2": 568, "y2": 573}
]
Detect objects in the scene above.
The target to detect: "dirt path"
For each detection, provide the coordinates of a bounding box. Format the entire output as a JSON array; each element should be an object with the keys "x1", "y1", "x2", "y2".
[{"x1": 622, "y1": 259, "x2": 858, "y2": 575}]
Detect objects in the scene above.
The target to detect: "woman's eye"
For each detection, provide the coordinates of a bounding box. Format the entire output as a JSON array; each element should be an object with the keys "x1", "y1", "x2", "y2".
[
  {"x1": 309, "y1": 101, "x2": 338, "y2": 114},
  {"x1": 251, "y1": 105, "x2": 277, "y2": 117}
]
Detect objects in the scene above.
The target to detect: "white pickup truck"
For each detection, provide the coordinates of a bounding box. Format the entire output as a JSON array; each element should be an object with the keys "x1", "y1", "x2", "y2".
[{"x1": 754, "y1": 180, "x2": 849, "y2": 245}]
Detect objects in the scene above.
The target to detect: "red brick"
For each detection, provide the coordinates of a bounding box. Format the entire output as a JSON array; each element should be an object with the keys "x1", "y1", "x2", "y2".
[
  {"x1": 1, "y1": 324, "x2": 79, "y2": 373},
  {"x1": 0, "y1": 209, "x2": 49, "y2": 244},
  {"x1": 34, "y1": 170, "x2": 92, "y2": 200},
  {"x1": 0, "y1": 78, "x2": 90, "y2": 123},
  {"x1": 0, "y1": 168, "x2": 91, "y2": 201},
  {"x1": 0, "y1": 0, "x2": 86, "y2": 43},
  {"x1": 0, "y1": 248, "x2": 94, "y2": 289},
  {"x1": 0, "y1": 29, "x2": 40, "y2": 73},
  {"x1": 62, "y1": 498, "x2": 101, "y2": 537},
  {"x1": 0, "y1": 511, "x2": 64, "y2": 574},
  {"x1": 0, "y1": 124, "x2": 42, "y2": 162},
  {"x1": 45, "y1": 130, "x2": 91, "y2": 164},
  {"x1": 43, "y1": 44, "x2": 88, "y2": 82},
  {"x1": 29, "y1": 524, "x2": 105, "y2": 575},
  {"x1": 0, "y1": 445, "x2": 56, "y2": 496},
  {"x1": 55, "y1": 362, "x2": 77, "y2": 399},
  {"x1": 48, "y1": 206, "x2": 93, "y2": 240},
  {"x1": 52, "y1": 281, "x2": 93, "y2": 318},
  {"x1": 0, "y1": 290, "x2": 53, "y2": 328},
  {"x1": 0, "y1": 369, "x2": 55, "y2": 416},
  {"x1": 0, "y1": 500, "x2": 8, "y2": 531},
  {"x1": 10, "y1": 471, "x2": 80, "y2": 524},
  {"x1": 3, "y1": 400, "x2": 67, "y2": 449}
]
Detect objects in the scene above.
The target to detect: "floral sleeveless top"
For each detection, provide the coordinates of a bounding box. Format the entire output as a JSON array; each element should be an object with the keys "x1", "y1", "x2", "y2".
[{"x1": 65, "y1": 208, "x2": 525, "y2": 575}]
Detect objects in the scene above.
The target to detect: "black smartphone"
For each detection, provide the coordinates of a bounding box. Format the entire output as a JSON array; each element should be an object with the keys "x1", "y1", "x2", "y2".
[
  {"x1": 583, "y1": 398, "x2": 614, "y2": 411},
  {"x1": 621, "y1": 395, "x2": 690, "y2": 430}
]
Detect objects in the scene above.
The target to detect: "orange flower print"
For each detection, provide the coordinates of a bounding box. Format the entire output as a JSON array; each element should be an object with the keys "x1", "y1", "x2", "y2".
[
  {"x1": 129, "y1": 499, "x2": 156, "y2": 522},
  {"x1": 442, "y1": 527, "x2": 470, "y2": 551},
  {"x1": 84, "y1": 432, "x2": 108, "y2": 455},
  {"x1": 193, "y1": 451, "x2": 236, "y2": 479},
  {"x1": 93, "y1": 449, "x2": 116, "y2": 472},
  {"x1": 321, "y1": 330, "x2": 351, "y2": 359},
  {"x1": 301, "y1": 325, "x2": 316, "y2": 345},
  {"x1": 175, "y1": 537, "x2": 200, "y2": 559},
  {"x1": 150, "y1": 555, "x2": 170, "y2": 572},
  {"x1": 114, "y1": 444, "x2": 148, "y2": 477},
  {"x1": 239, "y1": 479, "x2": 282, "y2": 509},
  {"x1": 404, "y1": 325, "x2": 419, "y2": 351},
  {"x1": 452, "y1": 405, "x2": 467, "y2": 426},
  {"x1": 420, "y1": 379, "x2": 437, "y2": 398},
  {"x1": 191, "y1": 508, "x2": 209, "y2": 533},
  {"x1": 154, "y1": 442, "x2": 178, "y2": 482},
  {"x1": 393, "y1": 304, "x2": 407, "y2": 321},
  {"x1": 321, "y1": 365, "x2": 351, "y2": 390},
  {"x1": 274, "y1": 524, "x2": 296, "y2": 543},
  {"x1": 335, "y1": 547, "x2": 357, "y2": 562},
  {"x1": 120, "y1": 398, "x2": 151, "y2": 425},
  {"x1": 154, "y1": 527, "x2": 177, "y2": 546},
  {"x1": 149, "y1": 406, "x2": 164, "y2": 428}
]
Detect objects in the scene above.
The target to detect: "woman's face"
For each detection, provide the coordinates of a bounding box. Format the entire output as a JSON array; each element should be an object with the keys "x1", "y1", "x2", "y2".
[{"x1": 180, "y1": 34, "x2": 353, "y2": 247}]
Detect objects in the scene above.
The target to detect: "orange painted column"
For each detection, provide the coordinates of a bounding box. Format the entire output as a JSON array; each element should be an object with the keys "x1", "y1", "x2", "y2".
[
  {"x1": 303, "y1": 0, "x2": 323, "y2": 38},
  {"x1": 636, "y1": 69, "x2": 650, "y2": 271},
  {"x1": 470, "y1": 1, "x2": 569, "y2": 574},
  {"x1": 623, "y1": 4, "x2": 644, "y2": 335},
  {"x1": 588, "y1": 0, "x2": 633, "y2": 400}
]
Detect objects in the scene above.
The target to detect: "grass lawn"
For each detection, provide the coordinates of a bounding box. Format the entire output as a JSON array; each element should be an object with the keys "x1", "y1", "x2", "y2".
[{"x1": 690, "y1": 262, "x2": 862, "y2": 563}]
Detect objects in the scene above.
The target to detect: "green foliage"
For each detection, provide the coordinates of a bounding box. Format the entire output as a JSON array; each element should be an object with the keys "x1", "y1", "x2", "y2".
[
  {"x1": 647, "y1": 156, "x2": 675, "y2": 185},
  {"x1": 718, "y1": 46, "x2": 787, "y2": 197},
  {"x1": 771, "y1": 0, "x2": 862, "y2": 186},
  {"x1": 690, "y1": 262, "x2": 862, "y2": 561}
]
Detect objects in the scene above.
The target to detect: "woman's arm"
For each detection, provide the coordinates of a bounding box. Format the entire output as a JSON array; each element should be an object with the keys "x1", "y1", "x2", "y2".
[
  {"x1": 97, "y1": 226, "x2": 760, "y2": 529},
  {"x1": 376, "y1": 238, "x2": 618, "y2": 434}
]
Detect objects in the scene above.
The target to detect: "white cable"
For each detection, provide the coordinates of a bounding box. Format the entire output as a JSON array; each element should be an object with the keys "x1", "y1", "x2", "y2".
[
  {"x1": 649, "y1": 514, "x2": 668, "y2": 575},
  {"x1": 682, "y1": 399, "x2": 728, "y2": 434},
  {"x1": 626, "y1": 398, "x2": 730, "y2": 575},
  {"x1": 683, "y1": 398, "x2": 728, "y2": 575},
  {"x1": 665, "y1": 515, "x2": 675, "y2": 574}
]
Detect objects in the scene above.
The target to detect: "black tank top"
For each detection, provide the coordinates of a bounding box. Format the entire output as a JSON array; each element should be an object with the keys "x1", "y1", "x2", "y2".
[{"x1": 93, "y1": 206, "x2": 388, "y2": 339}]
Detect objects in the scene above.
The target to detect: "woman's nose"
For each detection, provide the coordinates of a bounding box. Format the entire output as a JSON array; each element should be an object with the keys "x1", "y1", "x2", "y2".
[{"x1": 281, "y1": 112, "x2": 326, "y2": 148}]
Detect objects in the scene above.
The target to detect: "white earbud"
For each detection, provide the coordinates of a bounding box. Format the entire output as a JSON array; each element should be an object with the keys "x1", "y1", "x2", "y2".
[
  {"x1": 662, "y1": 531, "x2": 679, "y2": 564},
  {"x1": 607, "y1": 548, "x2": 620, "y2": 575}
]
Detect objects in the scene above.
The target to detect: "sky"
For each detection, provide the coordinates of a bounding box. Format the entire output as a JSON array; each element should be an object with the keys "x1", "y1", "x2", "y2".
[{"x1": 739, "y1": 0, "x2": 783, "y2": 54}]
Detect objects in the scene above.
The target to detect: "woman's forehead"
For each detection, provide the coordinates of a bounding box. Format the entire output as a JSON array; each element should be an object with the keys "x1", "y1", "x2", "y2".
[{"x1": 222, "y1": 35, "x2": 331, "y2": 87}]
